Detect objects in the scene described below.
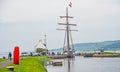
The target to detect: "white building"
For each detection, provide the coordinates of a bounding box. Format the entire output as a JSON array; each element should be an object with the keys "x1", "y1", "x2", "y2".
[
  {"x1": 35, "y1": 40, "x2": 47, "y2": 55},
  {"x1": 35, "y1": 40, "x2": 46, "y2": 49}
]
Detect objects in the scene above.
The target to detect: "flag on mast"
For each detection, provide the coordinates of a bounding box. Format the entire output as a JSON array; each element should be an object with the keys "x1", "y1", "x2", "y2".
[{"x1": 69, "y1": 2, "x2": 72, "y2": 7}]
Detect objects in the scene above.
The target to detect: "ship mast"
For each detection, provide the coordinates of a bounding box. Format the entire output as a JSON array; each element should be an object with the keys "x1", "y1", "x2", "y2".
[{"x1": 57, "y1": 2, "x2": 77, "y2": 57}]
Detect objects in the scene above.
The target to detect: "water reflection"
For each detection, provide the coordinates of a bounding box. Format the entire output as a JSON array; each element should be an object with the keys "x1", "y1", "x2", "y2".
[
  {"x1": 46, "y1": 58, "x2": 75, "y2": 72},
  {"x1": 65, "y1": 58, "x2": 75, "y2": 72},
  {"x1": 46, "y1": 56, "x2": 120, "y2": 72},
  {"x1": 68, "y1": 58, "x2": 70, "y2": 72}
]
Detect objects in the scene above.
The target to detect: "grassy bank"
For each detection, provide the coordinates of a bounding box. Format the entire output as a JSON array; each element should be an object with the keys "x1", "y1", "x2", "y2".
[
  {"x1": 102, "y1": 52, "x2": 120, "y2": 57},
  {"x1": 0, "y1": 56, "x2": 48, "y2": 72},
  {"x1": 0, "y1": 58, "x2": 7, "y2": 62}
]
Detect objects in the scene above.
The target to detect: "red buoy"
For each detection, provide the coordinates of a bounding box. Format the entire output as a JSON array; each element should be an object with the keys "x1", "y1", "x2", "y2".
[{"x1": 13, "y1": 46, "x2": 19, "y2": 65}]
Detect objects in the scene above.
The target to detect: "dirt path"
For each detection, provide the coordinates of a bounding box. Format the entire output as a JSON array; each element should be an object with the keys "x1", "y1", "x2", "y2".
[{"x1": 0, "y1": 60, "x2": 12, "y2": 68}]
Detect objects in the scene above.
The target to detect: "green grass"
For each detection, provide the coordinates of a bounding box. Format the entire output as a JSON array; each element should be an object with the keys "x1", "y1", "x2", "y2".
[
  {"x1": 0, "y1": 56, "x2": 49, "y2": 72},
  {"x1": 103, "y1": 52, "x2": 114, "y2": 54},
  {"x1": 103, "y1": 52, "x2": 120, "y2": 57},
  {"x1": 103, "y1": 52, "x2": 119, "y2": 54},
  {"x1": 117, "y1": 53, "x2": 120, "y2": 57},
  {"x1": 0, "y1": 58, "x2": 8, "y2": 62}
]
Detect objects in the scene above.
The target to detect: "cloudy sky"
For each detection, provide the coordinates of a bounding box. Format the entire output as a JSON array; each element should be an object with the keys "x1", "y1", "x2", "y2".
[{"x1": 0, "y1": 0, "x2": 120, "y2": 53}]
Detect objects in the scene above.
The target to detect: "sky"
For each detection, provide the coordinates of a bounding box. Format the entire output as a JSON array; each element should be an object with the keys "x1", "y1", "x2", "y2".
[{"x1": 0, "y1": 0, "x2": 120, "y2": 53}]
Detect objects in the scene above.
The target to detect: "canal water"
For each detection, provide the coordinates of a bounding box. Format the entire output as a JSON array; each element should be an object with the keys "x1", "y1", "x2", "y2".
[{"x1": 46, "y1": 56, "x2": 120, "y2": 72}]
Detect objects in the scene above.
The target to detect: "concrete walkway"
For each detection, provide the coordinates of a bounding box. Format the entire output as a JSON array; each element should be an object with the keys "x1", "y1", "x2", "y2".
[{"x1": 0, "y1": 60, "x2": 12, "y2": 68}]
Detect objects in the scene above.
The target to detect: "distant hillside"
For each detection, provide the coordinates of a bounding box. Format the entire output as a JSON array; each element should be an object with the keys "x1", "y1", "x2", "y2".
[
  {"x1": 74, "y1": 40, "x2": 120, "y2": 51},
  {"x1": 103, "y1": 43, "x2": 120, "y2": 50},
  {"x1": 49, "y1": 40, "x2": 120, "y2": 52}
]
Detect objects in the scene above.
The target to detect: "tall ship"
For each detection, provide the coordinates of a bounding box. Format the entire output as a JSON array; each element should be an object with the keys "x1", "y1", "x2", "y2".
[{"x1": 57, "y1": 2, "x2": 77, "y2": 58}]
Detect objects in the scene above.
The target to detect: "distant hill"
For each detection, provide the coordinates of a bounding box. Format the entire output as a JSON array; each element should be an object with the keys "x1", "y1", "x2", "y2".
[
  {"x1": 49, "y1": 40, "x2": 120, "y2": 52},
  {"x1": 103, "y1": 43, "x2": 120, "y2": 50},
  {"x1": 74, "y1": 40, "x2": 120, "y2": 51}
]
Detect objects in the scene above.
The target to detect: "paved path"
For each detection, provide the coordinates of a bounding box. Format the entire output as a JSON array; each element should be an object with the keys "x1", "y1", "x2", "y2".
[{"x1": 0, "y1": 60, "x2": 12, "y2": 68}]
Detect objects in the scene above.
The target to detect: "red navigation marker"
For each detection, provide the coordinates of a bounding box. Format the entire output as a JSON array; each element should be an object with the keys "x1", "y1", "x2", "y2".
[{"x1": 13, "y1": 46, "x2": 19, "y2": 65}]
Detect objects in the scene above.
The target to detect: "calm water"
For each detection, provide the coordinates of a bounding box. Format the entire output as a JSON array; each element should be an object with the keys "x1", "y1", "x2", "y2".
[{"x1": 46, "y1": 56, "x2": 120, "y2": 72}]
